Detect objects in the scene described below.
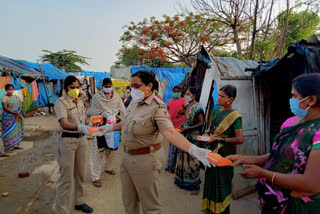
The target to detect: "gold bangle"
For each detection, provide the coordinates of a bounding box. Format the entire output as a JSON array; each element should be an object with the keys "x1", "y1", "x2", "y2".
[{"x1": 271, "y1": 173, "x2": 278, "y2": 184}]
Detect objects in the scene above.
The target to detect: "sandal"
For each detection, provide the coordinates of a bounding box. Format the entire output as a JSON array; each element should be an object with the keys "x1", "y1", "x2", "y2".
[
  {"x1": 104, "y1": 170, "x2": 116, "y2": 175},
  {"x1": 14, "y1": 146, "x2": 23, "y2": 150},
  {"x1": 93, "y1": 180, "x2": 102, "y2": 188},
  {"x1": 0, "y1": 153, "x2": 10, "y2": 157}
]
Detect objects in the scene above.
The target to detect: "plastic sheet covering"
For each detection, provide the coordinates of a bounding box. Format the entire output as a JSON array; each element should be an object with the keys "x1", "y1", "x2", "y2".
[
  {"x1": 37, "y1": 82, "x2": 59, "y2": 107},
  {"x1": 131, "y1": 66, "x2": 190, "y2": 104},
  {"x1": 18, "y1": 61, "x2": 67, "y2": 80},
  {"x1": 71, "y1": 71, "x2": 111, "y2": 90},
  {"x1": 0, "y1": 55, "x2": 41, "y2": 76}
]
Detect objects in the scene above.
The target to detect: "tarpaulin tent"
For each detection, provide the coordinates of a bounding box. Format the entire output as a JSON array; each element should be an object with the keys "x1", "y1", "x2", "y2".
[
  {"x1": 72, "y1": 71, "x2": 111, "y2": 90},
  {"x1": 18, "y1": 61, "x2": 67, "y2": 80},
  {"x1": 131, "y1": 66, "x2": 190, "y2": 104},
  {"x1": 0, "y1": 55, "x2": 42, "y2": 76}
]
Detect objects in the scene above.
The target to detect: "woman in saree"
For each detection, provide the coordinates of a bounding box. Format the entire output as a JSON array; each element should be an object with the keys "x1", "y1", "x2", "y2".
[
  {"x1": 165, "y1": 85, "x2": 188, "y2": 173},
  {"x1": 1, "y1": 84, "x2": 24, "y2": 153},
  {"x1": 89, "y1": 78, "x2": 125, "y2": 187},
  {"x1": 202, "y1": 85, "x2": 244, "y2": 214},
  {"x1": 228, "y1": 73, "x2": 320, "y2": 214},
  {"x1": 174, "y1": 87, "x2": 205, "y2": 195}
]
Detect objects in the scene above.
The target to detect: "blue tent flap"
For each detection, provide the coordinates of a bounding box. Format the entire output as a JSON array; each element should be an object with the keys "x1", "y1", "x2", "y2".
[
  {"x1": 131, "y1": 66, "x2": 190, "y2": 104},
  {"x1": 17, "y1": 61, "x2": 67, "y2": 81}
]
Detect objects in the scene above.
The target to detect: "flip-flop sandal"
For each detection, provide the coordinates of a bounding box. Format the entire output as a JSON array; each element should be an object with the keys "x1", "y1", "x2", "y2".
[
  {"x1": 105, "y1": 170, "x2": 116, "y2": 175},
  {"x1": 93, "y1": 180, "x2": 102, "y2": 187},
  {"x1": 0, "y1": 153, "x2": 10, "y2": 157},
  {"x1": 14, "y1": 146, "x2": 23, "y2": 150}
]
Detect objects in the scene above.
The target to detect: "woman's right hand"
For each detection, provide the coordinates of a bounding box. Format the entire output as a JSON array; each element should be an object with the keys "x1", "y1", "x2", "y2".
[{"x1": 226, "y1": 155, "x2": 243, "y2": 167}]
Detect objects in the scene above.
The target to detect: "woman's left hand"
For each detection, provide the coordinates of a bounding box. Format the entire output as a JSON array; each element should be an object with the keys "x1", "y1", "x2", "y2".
[
  {"x1": 206, "y1": 136, "x2": 219, "y2": 144},
  {"x1": 238, "y1": 164, "x2": 265, "y2": 179}
]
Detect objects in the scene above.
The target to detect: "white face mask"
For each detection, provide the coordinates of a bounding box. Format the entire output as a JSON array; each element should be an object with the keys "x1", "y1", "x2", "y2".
[
  {"x1": 103, "y1": 87, "x2": 113, "y2": 93},
  {"x1": 131, "y1": 88, "x2": 145, "y2": 102}
]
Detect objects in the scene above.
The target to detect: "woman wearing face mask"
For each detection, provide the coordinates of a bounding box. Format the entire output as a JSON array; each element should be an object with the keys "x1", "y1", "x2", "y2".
[
  {"x1": 89, "y1": 78, "x2": 125, "y2": 187},
  {"x1": 174, "y1": 87, "x2": 205, "y2": 195},
  {"x1": 95, "y1": 70, "x2": 216, "y2": 214},
  {"x1": 53, "y1": 75, "x2": 93, "y2": 213},
  {"x1": 1, "y1": 84, "x2": 24, "y2": 153},
  {"x1": 201, "y1": 85, "x2": 243, "y2": 214},
  {"x1": 165, "y1": 85, "x2": 189, "y2": 173},
  {"x1": 227, "y1": 73, "x2": 320, "y2": 214}
]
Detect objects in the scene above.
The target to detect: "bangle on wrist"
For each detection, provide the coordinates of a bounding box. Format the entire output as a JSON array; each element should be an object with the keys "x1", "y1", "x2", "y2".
[{"x1": 271, "y1": 173, "x2": 278, "y2": 184}]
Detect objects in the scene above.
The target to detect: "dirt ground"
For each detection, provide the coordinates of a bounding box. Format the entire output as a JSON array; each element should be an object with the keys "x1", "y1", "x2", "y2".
[{"x1": 0, "y1": 116, "x2": 260, "y2": 214}]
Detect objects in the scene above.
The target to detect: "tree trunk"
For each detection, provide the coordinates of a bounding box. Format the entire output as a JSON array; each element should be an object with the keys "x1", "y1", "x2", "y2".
[
  {"x1": 233, "y1": 27, "x2": 243, "y2": 56},
  {"x1": 259, "y1": 0, "x2": 274, "y2": 59},
  {"x1": 249, "y1": 0, "x2": 259, "y2": 59},
  {"x1": 273, "y1": 0, "x2": 290, "y2": 58}
]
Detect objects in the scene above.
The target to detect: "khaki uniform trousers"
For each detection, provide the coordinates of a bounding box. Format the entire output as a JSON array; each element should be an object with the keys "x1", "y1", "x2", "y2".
[
  {"x1": 54, "y1": 136, "x2": 89, "y2": 214},
  {"x1": 120, "y1": 147, "x2": 164, "y2": 214}
]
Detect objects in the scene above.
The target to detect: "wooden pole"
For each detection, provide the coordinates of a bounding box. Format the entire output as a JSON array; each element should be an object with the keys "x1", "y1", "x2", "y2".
[{"x1": 39, "y1": 64, "x2": 52, "y2": 114}]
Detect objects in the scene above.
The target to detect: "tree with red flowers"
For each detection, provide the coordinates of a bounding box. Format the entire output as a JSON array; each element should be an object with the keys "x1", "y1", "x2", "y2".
[{"x1": 117, "y1": 13, "x2": 230, "y2": 67}]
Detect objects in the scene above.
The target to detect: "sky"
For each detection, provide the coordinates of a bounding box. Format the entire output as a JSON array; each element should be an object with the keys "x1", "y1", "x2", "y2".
[{"x1": 1, "y1": 0, "x2": 188, "y2": 72}]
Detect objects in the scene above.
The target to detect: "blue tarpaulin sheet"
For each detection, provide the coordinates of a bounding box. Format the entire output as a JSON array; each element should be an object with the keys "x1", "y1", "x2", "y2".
[
  {"x1": 17, "y1": 61, "x2": 67, "y2": 81},
  {"x1": 131, "y1": 66, "x2": 190, "y2": 104},
  {"x1": 72, "y1": 71, "x2": 111, "y2": 90},
  {"x1": 0, "y1": 55, "x2": 42, "y2": 76},
  {"x1": 37, "y1": 82, "x2": 59, "y2": 106}
]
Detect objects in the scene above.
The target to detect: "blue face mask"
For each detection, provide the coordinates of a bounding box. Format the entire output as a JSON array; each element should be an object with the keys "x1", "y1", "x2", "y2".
[{"x1": 289, "y1": 96, "x2": 310, "y2": 119}]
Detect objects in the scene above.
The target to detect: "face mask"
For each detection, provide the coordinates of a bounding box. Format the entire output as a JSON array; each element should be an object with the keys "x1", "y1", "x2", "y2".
[
  {"x1": 103, "y1": 87, "x2": 113, "y2": 93},
  {"x1": 289, "y1": 96, "x2": 311, "y2": 119},
  {"x1": 218, "y1": 97, "x2": 231, "y2": 107},
  {"x1": 173, "y1": 92, "x2": 181, "y2": 99},
  {"x1": 68, "y1": 89, "x2": 80, "y2": 98},
  {"x1": 131, "y1": 88, "x2": 145, "y2": 102},
  {"x1": 7, "y1": 90, "x2": 14, "y2": 95},
  {"x1": 185, "y1": 95, "x2": 192, "y2": 102}
]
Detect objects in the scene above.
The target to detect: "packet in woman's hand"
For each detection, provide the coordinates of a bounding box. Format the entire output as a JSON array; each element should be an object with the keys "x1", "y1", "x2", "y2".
[
  {"x1": 197, "y1": 136, "x2": 211, "y2": 141},
  {"x1": 206, "y1": 153, "x2": 232, "y2": 167}
]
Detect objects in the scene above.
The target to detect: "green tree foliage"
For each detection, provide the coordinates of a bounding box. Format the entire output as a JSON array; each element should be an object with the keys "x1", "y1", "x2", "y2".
[
  {"x1": 117, "y1": 13, "x2": 230, "y2": 67},
  {"x1": 254, "y1": 10, "x2": 320, "y2": 59},
  {"x1": 39, "y1": 49, "x2": 90, "y2": 72}
]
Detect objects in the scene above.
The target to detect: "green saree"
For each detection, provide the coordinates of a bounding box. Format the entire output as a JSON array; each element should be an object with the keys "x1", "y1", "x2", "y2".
[{"x1": 202, "y1": 106, "x2": 242, "y2": 214}]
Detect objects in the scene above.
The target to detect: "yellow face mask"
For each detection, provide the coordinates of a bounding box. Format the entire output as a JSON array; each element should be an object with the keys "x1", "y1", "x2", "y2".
[{"x1": 68, "y1": 89, "x2": 80, "y2": 98}]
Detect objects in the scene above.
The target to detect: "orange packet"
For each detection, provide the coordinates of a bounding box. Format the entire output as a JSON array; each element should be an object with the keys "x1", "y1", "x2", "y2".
[
  {"x1": 197, "y1": 136, "x2": 211, "y2": 141},
  {"x1": 91, "y1": 115, "x2": 104, "y2": 126},
  {"x1": 175, "y1": 128, "x2": 182, "y2": 133},
  {"x1": 88, "y1": 127, "x2": 103, "y2": 135},
  {"x1": 207, "y1": 153, "x2": 232, "y2": 167}
]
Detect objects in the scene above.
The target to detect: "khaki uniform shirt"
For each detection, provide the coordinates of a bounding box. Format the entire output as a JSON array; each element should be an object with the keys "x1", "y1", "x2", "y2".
[
  {"x1": 54, "y1": 95, "x2": 87, "y2": 133},
  {"x1": 121, "y1": 93, "x2": 173, "y2": 150}
]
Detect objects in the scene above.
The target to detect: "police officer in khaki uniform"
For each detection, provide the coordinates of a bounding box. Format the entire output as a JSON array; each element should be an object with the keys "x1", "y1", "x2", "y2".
[
  {"x1": 53, "y1": 75, "x2": 93, "y2": 214},
  {"x1": 96, "y1": 71, "x2": 215, "y2": 214}
]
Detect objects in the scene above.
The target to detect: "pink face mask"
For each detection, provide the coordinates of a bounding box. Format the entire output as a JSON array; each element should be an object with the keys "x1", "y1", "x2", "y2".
[{"x1": 7, "y1": 90, "x2": 14, "y2": 95}]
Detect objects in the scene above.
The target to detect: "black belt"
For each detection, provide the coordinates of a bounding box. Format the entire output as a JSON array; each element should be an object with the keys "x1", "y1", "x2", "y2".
[{"x1": 61, "y1": 132, "x2": 85, "y2": 138}]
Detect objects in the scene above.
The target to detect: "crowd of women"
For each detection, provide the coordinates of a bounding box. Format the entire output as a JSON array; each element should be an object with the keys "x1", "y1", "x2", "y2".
[
  {"x1": 1, "y1": 69, "x2": 319, "y2": 214},
  {"x1": 163, "y1": 73, "x2": 320, "y2": 214}
]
